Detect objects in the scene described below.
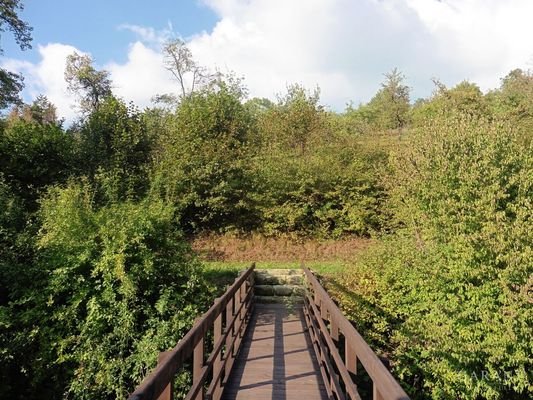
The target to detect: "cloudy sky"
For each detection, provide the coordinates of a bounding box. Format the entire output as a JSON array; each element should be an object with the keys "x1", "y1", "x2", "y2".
[{"x1": 2, "y1": 0, "x2": 532, "y2": 122}]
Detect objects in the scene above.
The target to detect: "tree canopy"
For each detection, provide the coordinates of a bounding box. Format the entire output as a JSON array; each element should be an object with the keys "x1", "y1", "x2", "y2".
[{"x1": 0, "y1": 0, "x2": 32, "y2": 108}]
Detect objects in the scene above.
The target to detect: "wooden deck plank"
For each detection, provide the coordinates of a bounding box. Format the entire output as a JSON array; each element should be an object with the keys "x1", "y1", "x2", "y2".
[{"x1": 222, "y1": 304, "x2": 329, "y2": 400}]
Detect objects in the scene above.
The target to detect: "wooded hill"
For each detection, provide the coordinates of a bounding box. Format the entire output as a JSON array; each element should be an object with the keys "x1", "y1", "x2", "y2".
[{"x1": 1, "y1": 4, "x2": 531, "y2": 399}]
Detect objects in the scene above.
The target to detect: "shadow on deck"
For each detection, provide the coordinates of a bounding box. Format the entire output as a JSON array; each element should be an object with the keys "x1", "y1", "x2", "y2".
[{"x1": 223, "y1": 304, "x2": 328, "y2": 400}]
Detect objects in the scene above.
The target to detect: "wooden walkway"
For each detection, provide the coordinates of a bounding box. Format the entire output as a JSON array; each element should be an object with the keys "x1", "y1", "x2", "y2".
[
  {"x1": 128, "y1": 266, "x2": 410, "y2": 400},
  {"x1": 222, "y1": 304, "x2": 328, "y2": 400}
]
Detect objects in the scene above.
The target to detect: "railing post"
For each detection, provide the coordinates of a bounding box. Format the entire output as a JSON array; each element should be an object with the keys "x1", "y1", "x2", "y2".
[
  {"x1": 234, "y1": 282, "x2": 243, "y2": 352},
  {"x1": 239, "y1": 282, "x2": 246, "y2": 338},
  {"x1": 373, "y1": 383, "x2": 384, "y2": 400},
  {"x1": 330, "y1": 319, "x2": 339, "y2": 342},
  {"x1": 225, "y1": 289, "x2": 235, "y2": 377},
  {"x1": 345, "y1": 341, "x2": 357, "y2": 375},
  {"x1": 156, "y1": 351, "x2": 173, "y2": 400},
  {"x1": 193, "y1": 318, "x2": 204, "y2": 400},
  {"x1": 213, "y1": 301, "x2": 223, "y2": 400},
  {"x1": 320, "y1": 299, "x2": 328, "y2": 320}
]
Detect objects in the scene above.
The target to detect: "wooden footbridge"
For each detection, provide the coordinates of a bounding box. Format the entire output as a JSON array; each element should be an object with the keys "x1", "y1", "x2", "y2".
[{"x1": 128, "y1": 265, "x2": 409, "y2": 400}]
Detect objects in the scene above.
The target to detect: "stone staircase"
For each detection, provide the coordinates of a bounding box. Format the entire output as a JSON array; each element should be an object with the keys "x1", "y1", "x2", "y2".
[{"x1": 253, "y1": 269, "x2": 304, "y2": 305}]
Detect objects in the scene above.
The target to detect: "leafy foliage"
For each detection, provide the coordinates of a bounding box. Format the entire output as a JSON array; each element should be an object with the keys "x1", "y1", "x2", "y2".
[
  {"x1": 253, "y1": 85, "x2": 387, "y2": 237},
  {"x1": 411, "y1": 80, "x2": 488, "y2": 125},
  {"x1": 65, "y1": 52, "x2": 113, "y2": 114},
  {"x1": 0, "y1": 0, "x2": 32, "y2": 108},
  {"x1": 487, "y1": 69, "x2": 533, "y2": 143},
  {"x1": 0, "y1": 0, "x2": 32, "y2": 52},
  {"x1": 334, "y1": 115, "x2": 532, "y2": 399},
  {"x1": 366, "y1": 68, "x2": 410, "y2": 131},
  {"x1": 0, "y1": 118, "x2": 75, "y2": 206},
  {"x1": 8, "y1": 94, "x2": 59, "y2": 125},
  {"x1": 154, "y1": 82, "x2": 258, "y2": 232},
  {"x1": 34, "y1": 181, "x2": 209, "y2": 399}
]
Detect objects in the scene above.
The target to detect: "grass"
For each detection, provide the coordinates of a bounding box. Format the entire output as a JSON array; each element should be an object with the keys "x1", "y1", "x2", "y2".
[{"x1": 204, "y1": 260, "x2": 348, "y2": 274}]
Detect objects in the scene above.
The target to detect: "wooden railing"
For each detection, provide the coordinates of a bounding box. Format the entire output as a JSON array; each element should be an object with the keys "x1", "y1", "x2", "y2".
[
  {"x1": 302, "y1": 266, "x2": 410, "y2": 400},
  {"x1": 128, "y1": 264, "x2": 255, "y2": 400}
]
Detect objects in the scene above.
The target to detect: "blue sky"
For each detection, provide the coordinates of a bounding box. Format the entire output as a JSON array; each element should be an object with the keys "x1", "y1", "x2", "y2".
[
  {"x1": 2, "y1": 0, "x2": 533, "y2": 121},
  {"x1": 3, "y1": 0, "x2": 217, "y2": 63}
]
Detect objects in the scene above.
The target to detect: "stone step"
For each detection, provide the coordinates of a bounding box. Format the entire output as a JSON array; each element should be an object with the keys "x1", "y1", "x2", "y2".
[
  {"x1": 256, "y1": 268, "x2": 302, "y2": 276},
  {"x1": 254, "y1": 284, "x2": 305, "y2": 296},
  {"x1": 254, "y1": 295, "x2": 304, "y2": 305},
  {"x1": 254, "y1": 269, "x2": 304, "y2": 285}
]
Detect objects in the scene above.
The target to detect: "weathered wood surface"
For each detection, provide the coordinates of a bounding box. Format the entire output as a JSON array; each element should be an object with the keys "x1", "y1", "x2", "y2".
[
  {"x1": 302, "y1": 267, "x2": 410, "y2": 400},
  {"x1": 222, "y1": 303, "x2": 328, "y2": 400},
  {"x1": 128, "y1": 265, "x2": 255, "y2": 400}
]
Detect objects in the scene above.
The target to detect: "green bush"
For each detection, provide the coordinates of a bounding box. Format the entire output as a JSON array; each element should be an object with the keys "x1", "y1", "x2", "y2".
[
  {"x1": 252, "y1": 86, "x2": 387, "y2": 238},
  {"x1": 254, "y1": 140, "x2": 385, "y2": 238},
  {"x1": 334, "y1": 115, "x2": 532, "y2": 399},
  {"x1": 154, "y1": 83, "x2": 259, "y2": 233},
  {"x1": 35, "y1": 181, "x2": 210, "y2": 399},
  {"x1": 76, "y1": 96, "x2": 153, "y2": 200},
  {"x1": 0, "y1": 119, "x2": 75, "y2": 206}
]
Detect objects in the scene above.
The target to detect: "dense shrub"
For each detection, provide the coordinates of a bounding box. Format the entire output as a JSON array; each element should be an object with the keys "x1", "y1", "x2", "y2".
[
  {"x1": 333, "y1": 115, "x2": 532, "y2": 399},
  {"x1": 76, "y1": 96, "x2": 153, "y2": 200},
  {"x1": 153, "y1": 83, "x2": 260, "y2": 233},
  {"x1": 252, "y1": 86, "x2": 387, "y2": 238},
  {"x1": 410, "y1": 81, "x2": 488, "y2": 127},
  {"x1": 0, "y1": 119, "x2": 75, "y2": 206},
  {"x1": 32, "y1": 181, "x2": 210, "y2": 399},
  {"x1": 254, "y1": 137, "x2": 385, "y2": 238}
]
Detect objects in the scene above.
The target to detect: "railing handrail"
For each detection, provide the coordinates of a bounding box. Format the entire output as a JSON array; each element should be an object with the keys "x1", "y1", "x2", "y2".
[
  {"x1": 128, "y1": 263, "x2": 256, "y2": 400},
  {"x1": 302, "y1": 266, "x2": 410, "y2": 400}
]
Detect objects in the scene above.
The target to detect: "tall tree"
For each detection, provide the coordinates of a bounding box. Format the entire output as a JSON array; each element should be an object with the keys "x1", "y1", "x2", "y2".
[
  {"x1": 64, "y1": 52, "x2": 112, "y2": 114},
  {"x1": 0, "y1": 0, "x2": 33, "y2": 109},
  {"x1": 368, "y1": 68, "x2": 410, "y2": 131},
  {"x1": 163, "y1": 38, "x2": 217, "y2": 98},
  {"x1": 493, "y1": 69, "x2": 533, "y2": 139},
  {"x1": 258, "y1": 84, "x2": 325, "y2": 156}
]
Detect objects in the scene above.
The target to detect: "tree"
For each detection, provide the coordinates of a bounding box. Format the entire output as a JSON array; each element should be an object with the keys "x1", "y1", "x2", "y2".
[
  {"x1": 155, "y1": 82, "x2": 257, "y2": 232},
  {"x1": 367, "y1": 68, "x2": 410, "y2": 131},
  {"x1": 8, "y1": 94, "x2": 59, "y2": 125},
  {"x1": 487, "y1": 69, "x2": 533, "y2": 141},
  {"x1": 245, "y1": 97, "x2": 275, "y2": 117},
  {"x1": 163, "y1": 38, "x2": 217, "y2": 98},
  {"x1": 0, "y1": 118, "x2": 75, "y2": 206},
  {"x1": 0, "y1": 0, "x2": 33, "y2": 109},
  {"x1": 411, "y1": 80, "x2": 487, "y2": 126},
  {"x1": 76, "y1": 96, "x2": 152, "y2": 201},
  {"x1": 65, "y1": 52, "x2": 112, "y2": 114},
  {"x1": 261, "y1": 84, "x2": 325, "y2": 155}
]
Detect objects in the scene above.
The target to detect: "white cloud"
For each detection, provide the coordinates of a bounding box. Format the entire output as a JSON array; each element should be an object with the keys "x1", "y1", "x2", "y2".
[
  {"x1": 117, "y1": 24, "x2": 173, "y2": 47},
  {"x1": 2, "y1": 43, "x2": 82, "y2": 122},
  {"x1": 404, "y1": 0, "x2": 533, "y2": 88},
  {"x1": 2, "y1": 0, "x2": 533, "y2": 120},
  {"x1": 190, "y1": 0, "x2": 533, "y2": 106},
  {"x1": 190, "y1": 0, "x2": 436, "y2": 107},
  {"x1": 105, "y1": 41, "x2": 175, "y2": 109},
  {"x1": 2, "y1": 41, "x2": 178, "y2": 123}
]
